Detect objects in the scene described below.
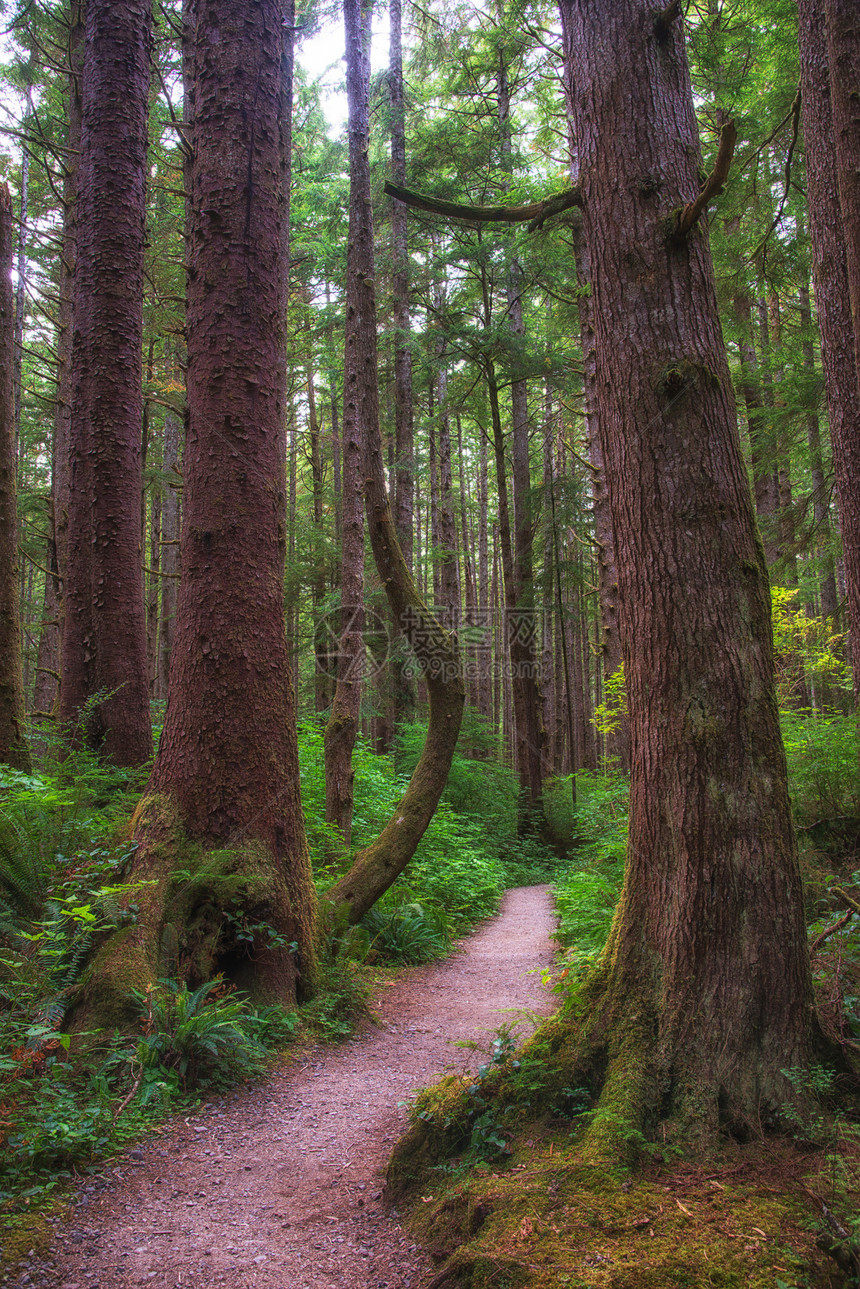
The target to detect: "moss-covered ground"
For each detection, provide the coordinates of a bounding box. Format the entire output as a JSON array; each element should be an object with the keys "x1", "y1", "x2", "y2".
[{"x1": 395, "y1": 1121, "x2": 853, "y2": 1288}]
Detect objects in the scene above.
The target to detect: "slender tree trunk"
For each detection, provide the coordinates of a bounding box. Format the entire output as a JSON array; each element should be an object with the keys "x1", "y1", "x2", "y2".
[
  {"x1": 456, "y1": 415, "x2": 478, "y2": 714},
  {"x1": 323, "y1": 0, "x2": 371, "y2": 846},
  {"x1": 483, "y1": 313, "x2": 543, "y2": 817},
  {"x1": 32, "y1": 530, "x2": 61, "y2": 722},
  {"x1": 428, "y1": 394, "x2": 441, "y2": 608},
  {"x1": 13, "y1": 143, "x2": 28, "y2": 459},
  {"x1": 478, "y1": 425, "x2": 491, "y2": 721},
  {"x1": 798, "y1": 0, "x2": 860, "y2": 707},
  {"x1": 798, "y1": 284, "x2": 838, "y2": 621},
  {"x1": 389, "y1": 0, "x2": 413, "y2": 575},
  {"x1": 551, "y1": 0, "x2": 813, "y2": 1140},
  {"x1": 157, "y1": 409, "x2": 180, "y2": 702},
  {"x1": 308, "y1": 366, "x2": 333, "y2": 716},
  {"x1": 0, "y1": 184, "x2": 30, "y2": 771},
  {"x1": 767, "y1": 294, "x2": 799, "y2": 588},
  {"x1": 734, "y1": 290, "x2": 779, "y2": 566},
  {"x1": 435, "y1": 353, "x2": 460, "y2": 622},
  {"x1": 324, "y1": 0, "x2": 464, "y2": 923},
  {"x1": 146, "y1": 455, "x2": 161, "y2": 695},
  {"x1": 60, "y1": 0, "x2": 152, "y2": 766}
]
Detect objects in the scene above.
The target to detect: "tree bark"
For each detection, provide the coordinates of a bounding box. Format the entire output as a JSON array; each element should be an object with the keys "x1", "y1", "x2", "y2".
[
  {"x1": 389, "y1": 0, "x2": 414, "y2": 576},
  {"x1": 550, "y1": 0, "x2": 813, "y2": 1141},
  {"x1": 798, "y1": 0, "x2": 860, "y2": 707},
  {"x1": 156, "y1": 409, "x2": 181, "y2": 702},
  {"x1": 34, "y1": 0, "x2": 85, "y2": 725},
  {"x1": 826, "y1": 0, "x2": 860, "y2": 388},
  {"x1": 559, "y1": 31, "x2": 629, "y2": 772},
  {"x1": 60, "y1": 0, "x2": 153, "y2": 766},
  {"x1": 734, "y1": 289, "x2": 779, "y2": 566},
  {"x1": 79, "y1": 0, "x2": 319, "y2": 1022},
  {"x1": 798, "y1": 283, "x2": 838, "y2": 621},
  {"x1": 323, "y1": 0, "x2": 464, "y2": 926},
  {"x1": 323, "y1": 0, "x2": 370, "y2": 847},
  {"x1": 0, "y1": 184, "x2": 31, "y2": 771}
]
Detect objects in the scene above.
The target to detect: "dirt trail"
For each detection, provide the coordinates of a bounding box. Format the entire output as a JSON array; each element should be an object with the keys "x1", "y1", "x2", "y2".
[{"x1": 9, "y1": 885, "x2": 557, "y2": 1289}]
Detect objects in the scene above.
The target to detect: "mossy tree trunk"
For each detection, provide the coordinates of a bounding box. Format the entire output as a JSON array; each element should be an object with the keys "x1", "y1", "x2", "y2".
[
  {"x1": 323, "y1": 0, "x2": 464, "y2": 927},
  {"x1": 77, "y1": 0, "x2": 317, "y2": 1023},
  {"x1": 550, "y1": 0, "x2": 814, "y2": 1144}
]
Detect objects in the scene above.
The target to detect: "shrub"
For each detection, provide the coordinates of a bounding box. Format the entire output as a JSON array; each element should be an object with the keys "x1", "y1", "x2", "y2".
[
  {"x1": 548, "y1": 771, "x2": 628, "y2": 958},
  {"x1": 131, "y1": 977, "x2": 268, "y2": 1089}
]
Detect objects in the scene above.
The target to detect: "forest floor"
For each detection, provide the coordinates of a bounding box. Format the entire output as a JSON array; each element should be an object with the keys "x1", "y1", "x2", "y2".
[{"x1": 3, "y1": 884, "x2": 557, "y2": 1289}]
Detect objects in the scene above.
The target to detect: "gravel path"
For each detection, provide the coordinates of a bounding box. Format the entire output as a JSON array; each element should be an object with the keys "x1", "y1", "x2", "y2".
[{"x1": 7, "y1": 885, "x2": 557, "y2": 1289}]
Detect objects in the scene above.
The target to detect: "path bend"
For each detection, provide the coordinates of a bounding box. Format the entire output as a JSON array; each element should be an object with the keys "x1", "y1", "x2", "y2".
[{"x1": 10, "y1": 884, "x2": 557, "y2": 1289}]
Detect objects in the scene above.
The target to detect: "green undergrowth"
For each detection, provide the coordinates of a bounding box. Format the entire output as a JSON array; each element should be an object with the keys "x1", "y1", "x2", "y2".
[
  {"x1": 382, "y1": 707, "x2": 860, "y2": 1289},
  {"x1": 0, "y1": 709, "x2": 558, "y2": 1239},
  {"x1": 301, "y1": 713, "x2": 561, "y2": 966}
]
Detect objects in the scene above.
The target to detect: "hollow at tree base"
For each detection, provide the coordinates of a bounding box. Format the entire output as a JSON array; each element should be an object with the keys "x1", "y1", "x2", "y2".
[{"x1": 71, "y1": 794, "x2": 312, "y2": 1030}]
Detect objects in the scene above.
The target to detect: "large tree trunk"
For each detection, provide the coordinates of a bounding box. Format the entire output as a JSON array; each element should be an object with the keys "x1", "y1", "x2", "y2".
[
  {"x1": 826, "y1": 0, "x2": 860, "y2": 387},
  {"x1": 559, "y1": 33, "x2": 628, "y2": 771},
  {"x1": 798, "y1": 0, "x2": 860, "y2": 707},
  {"x1": 543, "y1": 0, "x2": 814, "y2": 1143},
  {"x1": 0, "y1": 184, "x2": 31, "y2": 771},
  {"x1": 76, "y1": 0, "x2": 317, "y2": 1025},
  {"x1": 323, "y1": 0, "x2": 464, "y2": 926},
  {"x1": 33, "y1": 0, "x2": 85, "y2": 727},
  {"x1": 59, "y1": 0, "x2": 152, "y2": 766}
]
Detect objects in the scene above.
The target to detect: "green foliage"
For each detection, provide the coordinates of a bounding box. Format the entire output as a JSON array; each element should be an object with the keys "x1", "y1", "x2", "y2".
[
  {"x1": 131, "y1": 977, "x2": 269, "y2": 1089},
  {"x1": 416, "y1": 1025, "x2": 522, "y2": 1161},
  {"x1": 771, "y1": 588, "x2": 852, "y2": 710},
  {"x1": 548, "y1": 772, "x2": 628, "y2": 960},
  {"x1": 301, "y1": 718, "x2": 512, "y2": 961},
  {"x1": 393, "y1": 716, "x2": 560, "y2": 887},
  {"x1": 363, "y1": 900, "x2": 451, "y2": 965},
  {"x1": 591, "y1": 664, "x2": 628, "y2": 745},
  {"x1": 780, "y1": 710, "x2": 859, "y2": 826}
]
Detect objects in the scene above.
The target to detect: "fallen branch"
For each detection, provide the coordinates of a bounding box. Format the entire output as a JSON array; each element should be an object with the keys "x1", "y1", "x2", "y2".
[
  {"x1": 675, "y1": 119, "x2": 738, "y2": 236},
  {"x1": 833, "y1": 887, "x2": 860, "y2": 916},
  {"x1": 384, "y1": 181, "x2": 582, "y2": 232},
  {"x1": 810, "y1": 909, "x2": 853, "y2": 954}
]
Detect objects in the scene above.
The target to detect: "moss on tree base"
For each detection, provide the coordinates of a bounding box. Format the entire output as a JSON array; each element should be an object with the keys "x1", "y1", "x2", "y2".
[
  {"x1": 71, "y1": 793, "x2": 315, "y2": 1029},
  {"x1": 390, "y1": 1123, "x2": 848, "y2": 1289}
]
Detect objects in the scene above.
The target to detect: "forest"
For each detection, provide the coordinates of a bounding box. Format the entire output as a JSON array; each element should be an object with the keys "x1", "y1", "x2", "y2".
[{"x1": 0, "y1": 0, "x2": 859, "y2": 1284}]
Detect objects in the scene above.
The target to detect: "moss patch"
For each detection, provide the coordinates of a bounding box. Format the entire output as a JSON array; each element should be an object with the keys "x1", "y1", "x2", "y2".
[
  {"x1": 396, "y1": 1126, "x2": 847, "y2": 1288},
  {"x1": 0, "y1": 1199, "x2": 68, "y2": 1279}
]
